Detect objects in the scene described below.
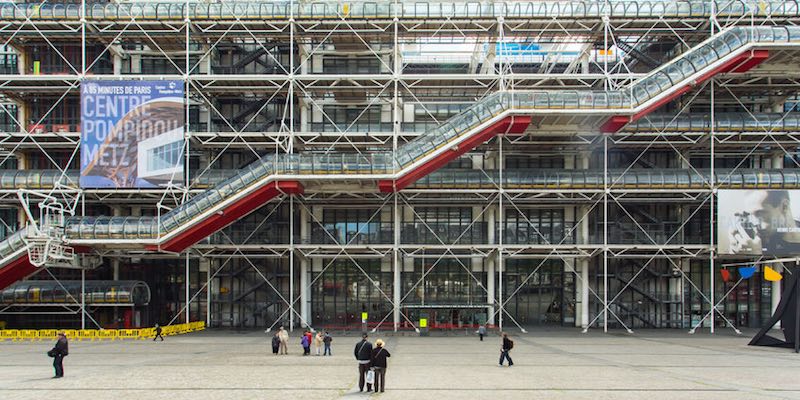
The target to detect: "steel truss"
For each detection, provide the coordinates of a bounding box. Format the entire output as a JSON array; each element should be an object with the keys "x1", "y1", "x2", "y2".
[{"x1": 0, "y1": 1, "x2": 797, "y2": 335}]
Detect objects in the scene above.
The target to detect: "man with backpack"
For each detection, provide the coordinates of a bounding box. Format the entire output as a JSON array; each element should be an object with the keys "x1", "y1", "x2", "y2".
[
  {"x1": 353, "y1": 333, "x2": 373, "y2": 392},
  {"x1": 47, "y1": 332, "x2": 69, "y2": 378},
  {"x1": 499, "y1": 332, "x2": 514, "y2": 367}
]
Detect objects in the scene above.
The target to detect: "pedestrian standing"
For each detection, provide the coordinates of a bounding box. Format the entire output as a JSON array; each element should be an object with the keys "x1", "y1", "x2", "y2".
[
  {"x1": 301, "y1": 331, "x2": 311, "y2": 355},
  {"x1": 271, "y1": 333, "x2": 281, "y2": 355},
  {"x1": 278, "y1": 326, "x2": 289, "y2": 355},
  {"x1": 353, "y1": 333, "x2": 373, "y2": 392},
  {"x1": 314, "y1": 331, "x2": 324, "y2": 356},
  {"x1": 153, "y1": 324, "x2": 164, "y2": 341},
  {"x1": 304, "y1": 330, "x2": 313, "y2": 353},
  {"x1": 47, "y1": 332, "x2": 69, "y2": 378},
  {"x1": 370, "y1": 339, "x2": 391, "y2": 393},
  {"x1": 323, "y1": 331, "x2": 333, "y2": 356},
  {"x1": 478, "y1": 324, "x2": 487, "y2": 341},
  {"x1": 499, "y1": 332, "x2": 514, "y2": 367}
]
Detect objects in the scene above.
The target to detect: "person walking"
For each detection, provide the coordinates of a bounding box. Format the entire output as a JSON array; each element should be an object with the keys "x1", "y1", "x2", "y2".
[
  {"x1": 499, "y1": 332, "x2": 514, "y2": 367},
  {"x1": 353, "y1": 333, "x2": 373, "y2": 392},
  {"x1": 48, "y1": 332, "x2": 69, "y2": 378},
  {"x1": 323, "y1": 331, "x2": 332, "y2": 356},
  {"x1": 370, "y1": 339, "x2": 391, "y2": 393},
  {"x1": 314, "y1": 331, "x2": 324, "y2": 356},
  {"x1": 301, "y1": 331, "x2": 311, "y2": 355},
  {"x1": 278, "y1": 326, "x2": 289, "y2": 355},
  {"x1": 271, "y1": 332, "x2": 281, "y2": 355},
  {"x1": 478, "y1": 324, "x2": 487, "y2": 341},
  {"x1": 153, "y1": 324, "x2": 164, "y2": 341}
]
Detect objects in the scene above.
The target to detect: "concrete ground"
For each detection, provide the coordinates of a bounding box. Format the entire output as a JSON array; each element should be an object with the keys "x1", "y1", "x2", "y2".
[{"x1": 0, "y1": 328, "x2": 798, "y2": 400}]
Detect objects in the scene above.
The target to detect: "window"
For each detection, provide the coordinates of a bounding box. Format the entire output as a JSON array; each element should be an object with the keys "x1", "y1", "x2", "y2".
[{"x1": 147, "y1": 140, "x2": 183, "y2": 171}]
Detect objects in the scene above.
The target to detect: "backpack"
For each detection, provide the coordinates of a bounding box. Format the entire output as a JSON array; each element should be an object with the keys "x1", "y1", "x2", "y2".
[{"x1": 508, "y1": 339, "x2": 514, "y2": 350}]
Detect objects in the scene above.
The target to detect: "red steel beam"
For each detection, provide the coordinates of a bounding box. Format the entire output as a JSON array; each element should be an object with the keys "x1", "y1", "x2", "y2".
[
  {"x1": 149, "y1": 180, "x2": 304, "y2": 253},
  {"x1": 378, "y1": 115, "x2": 531, "y2": 192},
  {"x1": 600, "y1": 49, "x2": 769, "y2": 133},
  {"x1": 0, "y1": 255, "x2": 36, "y2": 290}
]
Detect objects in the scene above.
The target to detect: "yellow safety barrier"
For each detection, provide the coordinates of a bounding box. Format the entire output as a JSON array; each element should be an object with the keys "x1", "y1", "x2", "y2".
[
  {"x1": 96, "y1": 330, "x2": 119, "y2": 341},
  {"x1": 18, "y1": 329, "x2": 39, "y2": 342},
  {"x1": 62, "y1": 329, "x2": 78, "y2": 340},
  {"x1": 76, "y1": 329, "x2": 98, "y2": 341},
  {"x1": 118, "y1": 329, "x2": 140, "y2": 340},
  {"x1": 0, "y1": 329, "x2": 18, "y2": 341},
  {"x1": 0, "y1": 322, "x2": 205, "y2": 342},
  {"x1": 138, "y1": 327, "x2": 155, "y2": 340},
  {"x1": 38, "y1": 329, "x2": 58, "y2": 341}
]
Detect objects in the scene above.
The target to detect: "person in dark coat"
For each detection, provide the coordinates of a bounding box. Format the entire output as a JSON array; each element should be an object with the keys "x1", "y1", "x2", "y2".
[
  {"x1": 353, "y1": 333, "x2": 373, "y2": 392},
  {"x1": 49, "y1": 332, "x2": 69, "y2": 378},
  {"x1": 370, "y1": 339, "x2": 391, "y2": 393},
  {"x1": 499, "y1": 332, "x2": 514, "y2": 366},
  {"x1": 271, "y1": 333, "x2": 281, "y2": 355},
  {"x1": 153, "y1": 324, "x2": 164, "y2": 341},
  {"x1": 323, "y1": 331, "x2": 333, "y2": 356}
]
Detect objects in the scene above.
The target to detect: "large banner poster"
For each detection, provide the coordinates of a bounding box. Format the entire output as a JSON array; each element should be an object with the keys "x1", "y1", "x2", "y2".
[
  {"x1": 81, "y1": 80, "x2": 184, "y2": 188},
  {"x1": 718, "y1": 189, "x2": 800, "y2": 255}
]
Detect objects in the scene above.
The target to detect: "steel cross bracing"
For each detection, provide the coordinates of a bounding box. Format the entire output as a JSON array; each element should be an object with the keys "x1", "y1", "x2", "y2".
[{"x1": 0, "y1": 1, "x2": 798, "y2": 332}]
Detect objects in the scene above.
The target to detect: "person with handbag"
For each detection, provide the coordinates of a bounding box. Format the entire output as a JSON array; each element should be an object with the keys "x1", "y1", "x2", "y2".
[
  {"x1": 278, "y1": 326, "x2": 289, "y2": 355},
  {"x1": 370, "y1": 339, "x2": 391, "y2": 393},
  {"x1": 353, "y1": 333, "x2": 373, "y2": 392},
  {"x1": 271, "y1": 332, "x2": 281, "y2": 355},
  {"x1": 499, "y1": 332, "x2": 514, "y2": 367},
  {"x1": 47, "y1": 332, "x2": 69, "y2": 378}
]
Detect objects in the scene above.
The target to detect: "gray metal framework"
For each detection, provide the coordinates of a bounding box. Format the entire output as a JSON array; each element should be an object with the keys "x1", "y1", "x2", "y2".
[{"x1": 0, "y1": 0, "x2": 796, "y2": 334}]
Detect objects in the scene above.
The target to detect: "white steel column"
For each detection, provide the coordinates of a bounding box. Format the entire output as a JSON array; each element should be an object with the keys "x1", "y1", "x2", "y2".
[
  {"x1": 579, "y1": 205, "x2": 590, "y2": 330},
  {"x1": 300, "y1": 206, "x2": 310, "y2": 327},
  {"x1": 772, "y1": 262, "x2": 783, "y2": 328},
  {"x1": 206, "y1": 260, "x2": 212, "y2": 327},
  {"x1": 185, "y1": 254, "x2": 190, "y2": 323},
  {"x1": 81, "y1": 268, "x2": 86, "y2": 329},
  {"x1": 486, "y1": 205, "x2": 496, "y2": 326},
  {"x1": 771, "y1": 153, "x2": 784, "y2": 328},
  {"x1": 579, "y1": 153, "x2": 590, "y2": 329},
  {"x1": 393, "y1": 196, "x2": 401, "y2": 330}
]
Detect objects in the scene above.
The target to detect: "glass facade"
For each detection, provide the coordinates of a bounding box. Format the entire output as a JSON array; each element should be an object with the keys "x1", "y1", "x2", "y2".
[{"x1": 311, "y1": 260, "x2": 392, "y2": 328}]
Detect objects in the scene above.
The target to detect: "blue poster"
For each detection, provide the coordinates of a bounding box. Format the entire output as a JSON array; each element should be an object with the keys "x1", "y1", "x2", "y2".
[{"x1": 81, "y1": 80, "x2": 184, "y2": 188}]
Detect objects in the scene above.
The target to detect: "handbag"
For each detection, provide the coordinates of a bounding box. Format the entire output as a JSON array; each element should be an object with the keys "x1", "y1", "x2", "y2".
[
  {"x1": 47, "y1": 349, "x2": 56, "y2": 358},
  {"x1": 365, "y1": 369, "x2": 375, "y2": 385}
]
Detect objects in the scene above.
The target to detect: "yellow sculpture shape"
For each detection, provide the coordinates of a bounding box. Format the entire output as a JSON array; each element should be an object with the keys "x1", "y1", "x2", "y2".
[{"x1": 764, "y1": 266, "x2": 783, "y2": 282}]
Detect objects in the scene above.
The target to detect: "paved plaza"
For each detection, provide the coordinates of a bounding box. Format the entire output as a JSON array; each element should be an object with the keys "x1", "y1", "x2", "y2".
[{"x1": 0, "y1": 328, "x2": 798, "y2": 400}]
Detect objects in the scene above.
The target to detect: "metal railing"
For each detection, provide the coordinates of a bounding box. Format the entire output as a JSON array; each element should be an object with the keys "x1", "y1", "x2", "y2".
[{"x1": 5, "y1": 1, "x2": 800, "y2": 21}]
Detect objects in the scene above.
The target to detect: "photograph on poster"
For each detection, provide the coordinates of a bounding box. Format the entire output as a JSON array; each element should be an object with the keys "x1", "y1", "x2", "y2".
[{"x1": 718, "y1": 189, "x2": 800, "y2": 255}]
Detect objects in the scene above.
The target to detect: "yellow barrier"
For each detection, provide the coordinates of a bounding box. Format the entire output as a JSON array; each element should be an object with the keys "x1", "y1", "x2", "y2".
[
  {"x1": 0, "y1": 322, "x2": 205, "y2": 342},
  {"x1": 118, "y1": 329, "x2": 140, "y2": 340},
  {"x1": 38, "y1": 329, "x2": 58, "y2": 341},
  {"x1": 76, "y1": 330, "x2": 97, "y2": 341},
  {"x1": 62, "y1": 329, "x2": 78, "y2": 341},
  {"x1": 18, "y1": 329, "x2": 39, "y2": 342},
  {"x1": 0, "y1": 329, "x2": 18, "y2": 341},
  {"x1": 138, "y1": 327, "x2": 155, "y2": 340},
  {"x1": 96, "y1": 330, "x2": 119, "y2": 341}
]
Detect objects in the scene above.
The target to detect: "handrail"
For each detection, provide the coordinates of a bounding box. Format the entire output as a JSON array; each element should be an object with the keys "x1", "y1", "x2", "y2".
[
  {"x1": 0, "y1": 25, "x2": 797, "y2": 259},
  {"x1": 4, "y1": 1, "x2": 800, "y2": 21}
]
